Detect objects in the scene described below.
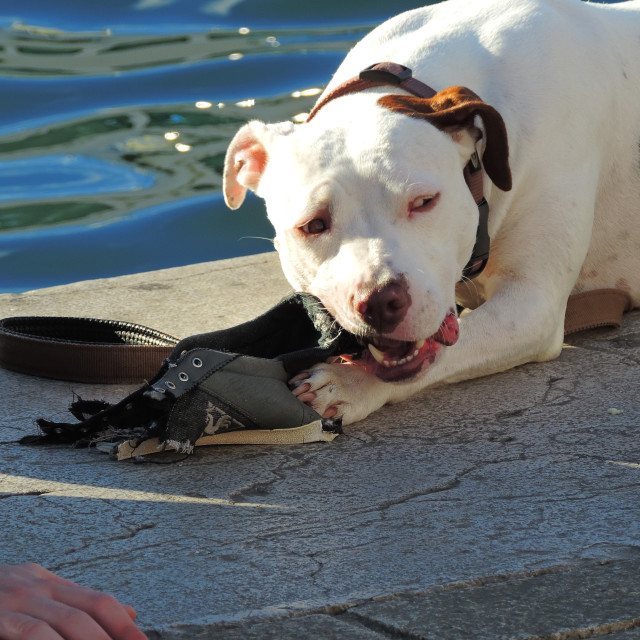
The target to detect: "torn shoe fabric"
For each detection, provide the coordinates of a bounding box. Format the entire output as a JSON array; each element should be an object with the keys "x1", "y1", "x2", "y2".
[{"x1": 21, "y1": 293, "x2": 361, "y2": 459}]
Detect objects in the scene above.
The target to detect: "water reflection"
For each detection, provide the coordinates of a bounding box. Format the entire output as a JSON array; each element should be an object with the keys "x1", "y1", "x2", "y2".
[
  {"x1": 0, "y1": 154, "x2": 154, "y2": 203},
  {"x1": 201, "y1": 0, "x2": 249, "y2": 16},
  {"x1": 0, "y1": 85, "x2": 325, "y2": 237},
  {"x1": 0, "y1": 21, "x2": 366, "y2": 235},
  {"x1": 1, "y1": 22, "x2": 366, "y2": 77},
  {"x1": 0, "y1": 0, "x2": 427, "y2": 292}
]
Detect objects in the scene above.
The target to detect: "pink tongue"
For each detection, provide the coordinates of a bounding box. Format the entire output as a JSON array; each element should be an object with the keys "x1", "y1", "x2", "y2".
[
  {"x1": 433, "y1": 313, "x2": 459, "y2": 346},
  {"x1": 349, "y1": 311, "x2": 460, "y2": 383},
  {"x1": 371, "y1": 312, "x2": 459, "y2": 362}
]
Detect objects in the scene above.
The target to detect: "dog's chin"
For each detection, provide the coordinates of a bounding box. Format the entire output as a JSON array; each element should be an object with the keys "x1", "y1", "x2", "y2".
[{"x1": 342, "y1": 310, "x2": 459, "y2": 383}]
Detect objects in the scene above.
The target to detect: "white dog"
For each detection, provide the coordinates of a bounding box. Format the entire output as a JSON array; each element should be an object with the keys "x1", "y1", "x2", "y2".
[{"x1": 224, "y1": 0, "x2": 640, "y2": 425}]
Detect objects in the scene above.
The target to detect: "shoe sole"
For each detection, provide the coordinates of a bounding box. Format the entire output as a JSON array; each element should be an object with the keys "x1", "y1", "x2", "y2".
[{"x1": 113, "y1": 419, "x2": 339, "y2": 460}]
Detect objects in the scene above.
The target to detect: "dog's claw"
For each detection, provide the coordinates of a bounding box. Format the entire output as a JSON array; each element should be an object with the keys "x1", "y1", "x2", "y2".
[
  {"x1": 296, "y1": 391, "x2": 317, "y2": 404},
  {"x1": 291, "y1": 382, "x2": 311, "y2": 397},
  {"x1": 288, "y1": 362, "x2": 389, "y2": 425},
  {"x1": 289, "y1": 371, "x2": 311, "y2": 386},
  {"x1": 322, "y1": 406, "x2": 339, "y2": 419}
]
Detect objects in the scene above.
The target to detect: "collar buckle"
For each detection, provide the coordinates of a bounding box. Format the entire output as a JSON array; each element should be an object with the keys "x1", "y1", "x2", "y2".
[
  {"x1": 359, "y1": 62, "x2": 412, "y2": 85},
  {"x1": 469, "y1": 150, "x2": 481, "y2": 172}
]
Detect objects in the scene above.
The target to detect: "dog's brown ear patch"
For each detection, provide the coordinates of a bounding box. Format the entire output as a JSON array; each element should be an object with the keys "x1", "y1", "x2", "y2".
[{"x1": 379, "y1": 87, "x2": 512, "y2": 192}]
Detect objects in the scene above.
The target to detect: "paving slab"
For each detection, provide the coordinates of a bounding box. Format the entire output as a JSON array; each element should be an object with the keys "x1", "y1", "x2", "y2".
[
  {"x1": 146, "y1": 613, "x2": 388, "y2": 640},
  {"x1": 342, "y1": 555, "x2": 640, "y2": 640},
  {"x1": 150, "y1": 556, "x2": 640, "y2": 640},
  {"x1": 0, "y1": 253, "x2": 639, "y2": 638}
]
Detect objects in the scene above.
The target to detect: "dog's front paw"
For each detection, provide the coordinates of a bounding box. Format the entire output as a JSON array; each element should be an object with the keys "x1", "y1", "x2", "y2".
[{"x1": 289, "y1": 362, "x2": 388, "y2": 425}]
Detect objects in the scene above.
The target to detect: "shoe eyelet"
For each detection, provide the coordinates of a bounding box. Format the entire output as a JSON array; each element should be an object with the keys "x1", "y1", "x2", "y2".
[
  {"x1": 166, "y1": 381, "x2": 176, "y2": 390},
  {"x1": 178, "y1": 372, "x2": 189, "y2": 382},
  {"x1": 192, "y1": 357, "x2": 203, "y2": 368}
]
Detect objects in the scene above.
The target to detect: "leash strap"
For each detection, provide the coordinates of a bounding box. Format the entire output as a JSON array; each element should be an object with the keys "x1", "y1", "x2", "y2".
[
  {"x1": 0, "y1": 316, "x2": 178, "y2": 383},
  {"x1": 0, "y1": 289, "x2": 632, "y2": 383},
  {"x1": 564, "y1": 289, "x2": 632, "y2": 335}
]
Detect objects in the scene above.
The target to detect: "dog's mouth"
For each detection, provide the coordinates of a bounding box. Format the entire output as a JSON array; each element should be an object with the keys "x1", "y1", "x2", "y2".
[{"x1": 341, "y1": 311, "x2": 459, "y2": 382}]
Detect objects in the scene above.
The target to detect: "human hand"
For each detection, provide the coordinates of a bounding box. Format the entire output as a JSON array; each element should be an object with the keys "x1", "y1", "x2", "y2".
[{"x1": 0, "y1": 563, "x2": 148, "y2": 640}]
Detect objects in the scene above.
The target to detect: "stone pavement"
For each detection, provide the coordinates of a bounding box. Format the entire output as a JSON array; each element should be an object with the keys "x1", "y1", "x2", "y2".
[{"x1": 1, "y1": 252, "x2": 639, "y2": 639}]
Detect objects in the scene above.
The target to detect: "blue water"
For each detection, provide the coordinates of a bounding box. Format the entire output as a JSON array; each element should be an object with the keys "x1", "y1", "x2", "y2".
[
  {"x1": 0, "y1": 0, "x2": 625, "y2": 293},
  {"x1": 0, "y1": 0, "x2": 429, "y2": 293}
]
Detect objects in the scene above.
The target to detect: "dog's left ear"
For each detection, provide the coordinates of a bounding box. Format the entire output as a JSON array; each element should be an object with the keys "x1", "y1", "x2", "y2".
[{"x1": 379, "y1": 87, "x2": 512, "y2": 192}]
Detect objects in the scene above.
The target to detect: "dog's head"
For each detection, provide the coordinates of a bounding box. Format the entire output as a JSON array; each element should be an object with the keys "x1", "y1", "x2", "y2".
[{"x1": 223, "y1": 86, "x2": 511, "y2": 382}]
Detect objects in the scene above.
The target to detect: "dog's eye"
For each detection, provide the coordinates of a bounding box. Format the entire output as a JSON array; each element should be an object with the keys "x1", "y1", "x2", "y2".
[
  {"x1": 409, "y1": 193, "x2": 440, "y2": 217},
  {"x1": 303, "y1": 219, "x2": 327, "y2": 234},
  {"x1": 299, "y1": 210, "x2": 330, "y2": 236}
]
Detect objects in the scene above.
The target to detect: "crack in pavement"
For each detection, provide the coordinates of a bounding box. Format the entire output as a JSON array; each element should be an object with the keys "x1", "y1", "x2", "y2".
[
  {"x1": 49, "y1": 539, "x2": 173, "y2": 573},
  {"x1": 106, "y1": 521, "x2": 157, "y2": 542},
  {"x1": 339, "y1": 610, "x2": 428, "y2": 639},
  {"x1": 227, "y1": 450, "x2": 322, "y2": 503},
  {"x1": 337, "y1": 611, "x2": 640, "y2": 640},
  {"x1": 47, "y1": 520, "x2": 159, "y2": 563},
  {"x1": 540, "y1": 375, "x2": 581, "y2": 407},
  {"x1": 374, "y1": 477, "x2": 461, "y2": 512},
  {"x1": 370, "y1": 453, "x2": 527, "y2": 515},
  {"x1": 493, "y1": 374, "x2": 582, "y2": 424}
]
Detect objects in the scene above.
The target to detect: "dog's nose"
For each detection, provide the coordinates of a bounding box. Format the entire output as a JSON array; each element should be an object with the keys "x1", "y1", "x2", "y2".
[{"x1": 356, "y1": 279, "x2": 411, "y2": 333}]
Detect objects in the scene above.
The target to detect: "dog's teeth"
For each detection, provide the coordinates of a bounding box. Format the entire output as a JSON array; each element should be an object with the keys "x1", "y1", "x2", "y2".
[
  {"x1": 368, "y1": 343, "x2": 386, "y2": 364},
  {"x1": 370, "y1": 341, "x2": 425, "y2": 369}
]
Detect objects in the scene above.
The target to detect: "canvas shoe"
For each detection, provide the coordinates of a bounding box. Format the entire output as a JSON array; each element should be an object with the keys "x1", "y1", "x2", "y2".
[{"x1": 27, "y1": 293, "x2": 360, "y2": 459}]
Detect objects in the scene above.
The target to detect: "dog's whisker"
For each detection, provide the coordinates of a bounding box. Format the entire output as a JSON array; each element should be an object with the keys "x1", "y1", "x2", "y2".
[{"x1": 239, "y1": 236, "x2": 275, "y2": 244}]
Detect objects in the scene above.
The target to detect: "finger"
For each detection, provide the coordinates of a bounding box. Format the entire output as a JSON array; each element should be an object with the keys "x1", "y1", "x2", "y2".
[
  {"x1": 25, "y1": 566, "x2": 142, "y2": 631},
  {"x1": 0, "y1": 609, "x2": 67, "y2": 640},
  {"x1": 0, "y1": 566, "x2": 146, "y2": 639},
  {"x1": 50, "y1": 586, "x2": 147, "y2": 640},
  {"x1": 19, "y1": 564, "x2": 82, "y2": 591},
  {"x1": 123, "y1": 604, "x2": 137, "y2": 621},
  {"x1": 11, "y1": 596, "x2": 112, "y2": 640}
]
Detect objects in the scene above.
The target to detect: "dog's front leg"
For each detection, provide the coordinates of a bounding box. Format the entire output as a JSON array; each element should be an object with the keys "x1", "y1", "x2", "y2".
[
  {"x1": 291, "y1": 282, "x2": 567, "y2": 425},
  {"x1": 389, "y1": 282, "x2": 568, "y2": 398}
]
